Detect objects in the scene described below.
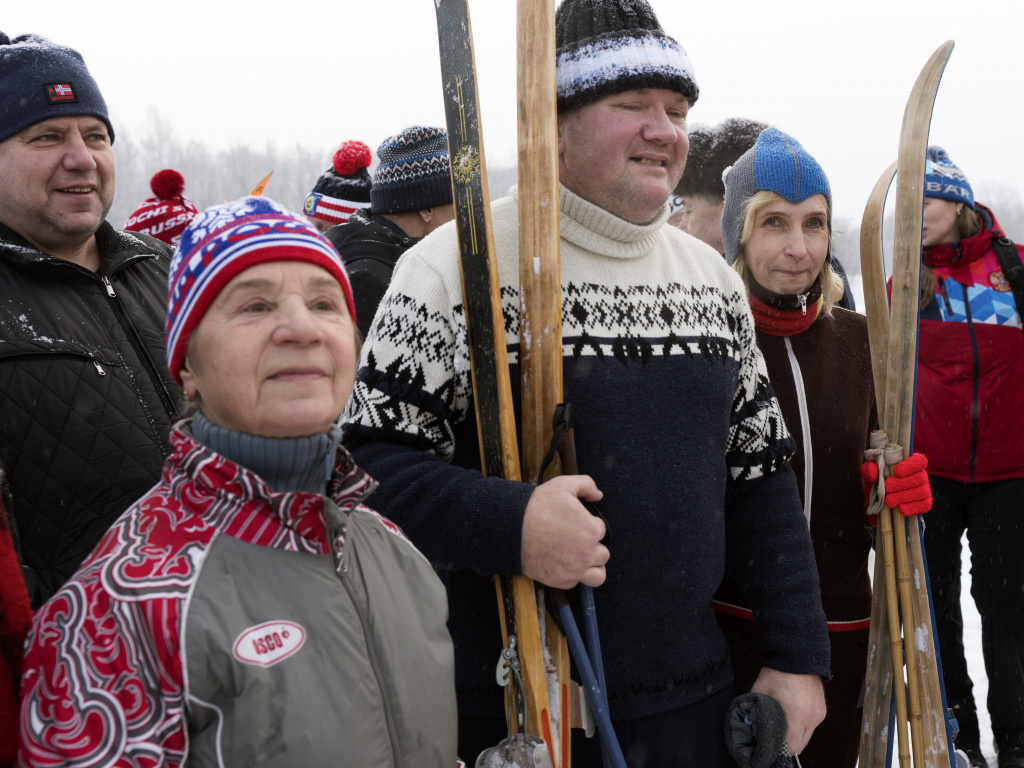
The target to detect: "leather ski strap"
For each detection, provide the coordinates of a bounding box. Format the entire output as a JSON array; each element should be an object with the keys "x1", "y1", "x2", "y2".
[
  {"x1": 991, "y1": 235, "x2": 1024, "y2": 338},
  {"x1": 536, "y1": 404, "x2": 609, "y2": 545}
]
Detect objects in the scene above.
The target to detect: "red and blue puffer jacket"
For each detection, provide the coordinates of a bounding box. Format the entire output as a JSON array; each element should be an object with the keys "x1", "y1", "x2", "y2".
[{"x1": 914, "y1": 203, "x2": 1024, "y2": 483}]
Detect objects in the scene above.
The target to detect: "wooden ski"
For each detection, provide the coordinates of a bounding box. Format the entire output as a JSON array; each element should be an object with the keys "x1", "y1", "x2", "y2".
[
  {"x1": 859, "y1": 40, "x2": 957, "y2": 768},
  {"x1": 515, "y1": 0, "x2": 573, "y2": 765},
  {"x1": 860, "y1": 162, "x2": 904, "y2": 768},
  {"x1": 432, "y1": 1, "x2": 561, "y2": 762},
  {"x1": 889, "y1": 39, "x2": 957, "y2": 768}
]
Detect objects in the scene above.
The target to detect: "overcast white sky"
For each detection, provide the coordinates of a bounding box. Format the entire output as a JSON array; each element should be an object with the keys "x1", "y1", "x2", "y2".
[{"x1": 6, "y1": 0, "x2": 1022, "y2": 222}]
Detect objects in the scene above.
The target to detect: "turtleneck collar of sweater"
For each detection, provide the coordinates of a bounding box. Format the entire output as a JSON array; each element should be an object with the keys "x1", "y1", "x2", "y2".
[
  {"x1": 747, "y1": 276, "x2": 823, "y2": 336},
  {"x1": 191, "y1": 411, "x2": 343, "y2": 495},
  {"x1": 509, "y1": 183, "x2": 670, "y2": 260}
]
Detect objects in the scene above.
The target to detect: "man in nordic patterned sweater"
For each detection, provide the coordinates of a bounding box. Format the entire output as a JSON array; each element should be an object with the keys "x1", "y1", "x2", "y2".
[{"x1": 342, "y1": 0, "x2": 830, "y2": 764}]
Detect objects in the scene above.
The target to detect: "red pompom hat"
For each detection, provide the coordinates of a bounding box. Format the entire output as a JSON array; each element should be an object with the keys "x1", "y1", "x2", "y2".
[
  {"x1": 303, "y1": 140, "x2": 373, "y2": 226},
  {"x1": 123, "y1": 169, "x2": 199, "y2": 246}
]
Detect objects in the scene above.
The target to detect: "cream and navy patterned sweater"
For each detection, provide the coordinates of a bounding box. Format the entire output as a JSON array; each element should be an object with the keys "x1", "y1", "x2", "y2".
[{"x1": 343, "y1": 185, "x2": 830, "y2": 720}]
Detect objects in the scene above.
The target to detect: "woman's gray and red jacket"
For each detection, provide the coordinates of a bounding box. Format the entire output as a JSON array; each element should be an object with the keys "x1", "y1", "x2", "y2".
[{"x1": 18, "y1": 423, "x2": 458, "y2": 767}]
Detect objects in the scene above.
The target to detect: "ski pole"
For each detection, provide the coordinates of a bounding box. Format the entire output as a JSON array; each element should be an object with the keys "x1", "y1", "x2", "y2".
[
  {"x1": 551, "y1": 590, "x2": 627, "y2": 768},
  {"x1": 581, "y1": 585, "x2": 613, "y2": 768}
]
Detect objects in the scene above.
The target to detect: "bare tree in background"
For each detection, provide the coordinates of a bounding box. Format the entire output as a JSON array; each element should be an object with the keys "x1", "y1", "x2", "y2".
[{"x1": 110, "y1": 110, "x2": 519, "y2": 230}]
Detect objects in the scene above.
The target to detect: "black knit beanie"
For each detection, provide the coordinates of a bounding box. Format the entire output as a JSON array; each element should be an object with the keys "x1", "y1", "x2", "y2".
[
  {"x1": 675, "y1": 118, "x2": 767, "y2": 199},
  {"x1": 303, "y1": 140, "x2": 373, "y2": 225},
  {"x1": 0, "y1": 32, "x2": 113, "y2": 144},
  {"x1": 370, "y1": 126, "x2": 453, "y2": 215},
  {"x1": 554, "y1": 0, "x2": 698, "y2": 114}
]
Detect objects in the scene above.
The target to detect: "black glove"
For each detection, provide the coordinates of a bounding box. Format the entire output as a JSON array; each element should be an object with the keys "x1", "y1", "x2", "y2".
[{"x1": 724, "y1": 692, "x2": 794, "y2": 768}]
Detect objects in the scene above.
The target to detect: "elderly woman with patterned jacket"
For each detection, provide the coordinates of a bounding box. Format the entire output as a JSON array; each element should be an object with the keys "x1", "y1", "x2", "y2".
[
  {"x1": 913, "y1": 147, "x2": 1024, "y2": 768},
  {"x1": 18, "y1": 198, "x2": 458, "y2": 767},
  {"x1": 711, "y1": 128, "x2": 930, "y2": 768}
]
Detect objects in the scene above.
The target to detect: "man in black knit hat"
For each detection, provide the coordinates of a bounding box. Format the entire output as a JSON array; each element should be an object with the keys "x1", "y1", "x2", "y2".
[
  {"x1": 327, "y1": 126, "x2": 455, "y2": 338},
  {"x1": 342, "y1": 2, "x2": 829, "y2": 765},
  {"x1": 0, "y1": 32, "x2": 182, "y2": 607}
]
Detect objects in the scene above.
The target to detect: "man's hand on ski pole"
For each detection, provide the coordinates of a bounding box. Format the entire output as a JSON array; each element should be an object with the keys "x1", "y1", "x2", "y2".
[
  {"x1": 521, "y1": 474, "x2": 608, "y2": 589},
  {"x1": 750, "y1": 667, "x2": 826, "y2": 756}
]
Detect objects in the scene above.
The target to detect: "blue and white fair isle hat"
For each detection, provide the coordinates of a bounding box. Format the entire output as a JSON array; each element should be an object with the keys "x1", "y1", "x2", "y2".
[
  {"x1": 166, "y1": 197, "x2": 356, "y2": 385},
  {"x1": 721, "y1": 128, "x2": 832, "y2": 266},
  {"x1": 924, "y1": 146, "x2": 974, "y2": 210},
  {"x1": 554, "y1": 0, "x2": 698, "y2": 114}
]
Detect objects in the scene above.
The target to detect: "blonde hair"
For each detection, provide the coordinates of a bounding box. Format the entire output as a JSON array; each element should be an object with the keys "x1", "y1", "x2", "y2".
[
  {"x1": 732, "y1": 190, "x2": 845, "y2": 316},
  {"x1": 920, "y1": 204, "x2": 981, "y2": 309}
]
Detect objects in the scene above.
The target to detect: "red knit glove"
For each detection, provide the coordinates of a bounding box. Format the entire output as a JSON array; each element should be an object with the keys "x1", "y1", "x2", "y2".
[
  {"x1": 862, "y1": 460, "x2": 880, "y2": 525},
  {"x1": 883, "y1": 453, "x2": 931, "y2": 516}
]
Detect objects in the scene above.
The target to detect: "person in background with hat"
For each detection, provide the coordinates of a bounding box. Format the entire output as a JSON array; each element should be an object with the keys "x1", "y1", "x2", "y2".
[
  {"x1": 123, "y1": 168, "x2": 199, "y2": 246},
  {"x1": 671, "y1": 118, "x2": 857, "y2": 310},
  {"x1": 18, "y1": 196, "x2": 459, "y2": 767},
  {"x1": 326, "y1": 126, "x2": 455, "y2": 338},
  {"x1": 342, "y1": 1, "x2": 829, "y2": 764},
  {"x1": 914, "y1": 147, "x2": 1024, "y2": 768},
  {"x1": 669, "y1": 118, "x2": 767, "y2": 248},
  {"x1": 714, "y1": 127, "x2": 933, "y2": 768},
  {"x1": 0, "y1": 32, "x2": 182, "y2": 608},
  {"x1": 303, "y1": 139, "x2": 373, "y2": 234}
]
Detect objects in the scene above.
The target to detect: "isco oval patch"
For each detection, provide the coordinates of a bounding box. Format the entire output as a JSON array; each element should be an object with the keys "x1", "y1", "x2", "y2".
[{"x1": 233, "y1": 621, "x2": 306, "y2": 668}]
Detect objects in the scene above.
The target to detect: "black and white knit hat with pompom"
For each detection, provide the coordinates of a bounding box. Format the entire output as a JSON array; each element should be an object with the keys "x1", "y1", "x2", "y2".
[{"x1": 555, "y1": 0, "x2": 698, "y2": 114}]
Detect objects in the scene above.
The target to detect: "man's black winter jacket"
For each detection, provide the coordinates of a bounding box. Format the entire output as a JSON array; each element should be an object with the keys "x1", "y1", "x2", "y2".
[
  {"x1": 326, "y1": 208, "x2": 419, "y2": 337},
  {"x1": 0, "y1": 222, "x2": 182, "y2": 605}
]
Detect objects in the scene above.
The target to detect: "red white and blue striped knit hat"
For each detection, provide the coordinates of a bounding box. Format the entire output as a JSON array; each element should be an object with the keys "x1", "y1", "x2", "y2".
[
  {"x1": 303, "y1": 140, "x2": 373, "y2": 226},
  {"x1": 554, "y1": 0, "x2": 698, "y2": 114},
  {"x1": 166, "y1": 196, "x2": 356, "y2": 385}
]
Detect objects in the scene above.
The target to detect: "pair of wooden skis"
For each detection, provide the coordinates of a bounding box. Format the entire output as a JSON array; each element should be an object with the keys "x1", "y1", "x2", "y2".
[
  {"x1": 432, "y1": 1, "x2": 593, "y2": 766},
  {"x1": 859, "y1": 40, "x2": 962, "y2": 768}
]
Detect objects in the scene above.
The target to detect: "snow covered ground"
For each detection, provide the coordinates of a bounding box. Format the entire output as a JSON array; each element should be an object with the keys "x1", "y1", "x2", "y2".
[{"x1": 867, "y1": 533, "x2": 994, "y2": 767}]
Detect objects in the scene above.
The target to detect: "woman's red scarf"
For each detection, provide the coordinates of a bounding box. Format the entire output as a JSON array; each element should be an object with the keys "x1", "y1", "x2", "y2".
[{"x1": 748, "y1": 277, "x2": 823, "y2": 336}]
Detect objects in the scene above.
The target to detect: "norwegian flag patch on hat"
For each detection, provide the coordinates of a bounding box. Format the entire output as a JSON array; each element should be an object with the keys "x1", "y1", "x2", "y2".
[{"x1": 43, "y1": 82, "x2": 77, "y2": 104}]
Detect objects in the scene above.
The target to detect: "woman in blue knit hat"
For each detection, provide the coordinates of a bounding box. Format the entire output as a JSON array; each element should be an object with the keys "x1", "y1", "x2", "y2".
[
  {"x1": 713, "y1": 128, "x2": 932, "y2": 768},
  {"x1": 914, "y1": 147, "x2": 1024, "y2": 768},
  {"x1": 18, "y1": 197, "x2": 459, "y2": 767}
]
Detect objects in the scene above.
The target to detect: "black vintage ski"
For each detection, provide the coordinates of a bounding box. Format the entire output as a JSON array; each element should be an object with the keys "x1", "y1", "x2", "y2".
[{"x1": 431, "y1": 1, "x2": 563, "y2": 762}]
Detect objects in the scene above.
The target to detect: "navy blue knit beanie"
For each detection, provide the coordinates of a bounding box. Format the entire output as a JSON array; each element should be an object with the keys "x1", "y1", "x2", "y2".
[
  {"x1": 0, "y1": 32, "x2": 113, "y2": 144},
  {"x1": 924, "y1": 146, "x2": 974, "y2": 209},
  {"x1": 721, "y1": 128, "x2": 831, "y2": 265},
  {"x1": 370, "y1": 126, "x2": 453, "y2": 215},
  {"x1": 554, "y1": 0, "x2": 698, "y2": 114}
]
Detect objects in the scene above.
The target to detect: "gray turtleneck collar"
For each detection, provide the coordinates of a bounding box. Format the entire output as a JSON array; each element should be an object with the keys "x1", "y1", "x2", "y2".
[{"x1": 192, "y1": 411, "x2": 342, "y2": 495}]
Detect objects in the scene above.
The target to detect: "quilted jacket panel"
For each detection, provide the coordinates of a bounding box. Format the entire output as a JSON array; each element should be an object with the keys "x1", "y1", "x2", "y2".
[{"x1": 0, "y1": 222, "x2": 183, "y2": 604}]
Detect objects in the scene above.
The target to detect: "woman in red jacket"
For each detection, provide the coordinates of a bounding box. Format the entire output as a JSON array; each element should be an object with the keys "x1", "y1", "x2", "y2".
[{"x1": 915, "y1": 147, "x2": 1024, "y2": 768}]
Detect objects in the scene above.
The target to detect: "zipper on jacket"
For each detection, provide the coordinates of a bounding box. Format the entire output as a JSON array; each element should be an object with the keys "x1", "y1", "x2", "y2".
[
  {"x1": 101, "y1": 275, "x2": 180, "y2": 421},
  {"x1": 938, "y1": 276, "x2": 953, "y2": 316},
  {"x1": 783, "y1": 337, "x2": 813, "y2": 526},
  {"x1": 325, "y1": 500, "x2": 403, "y2": 767},
  {"x1": 799, "y1": 294, "x2": 808, "y2": 315},
  {"x1": 961, "y1": 283, "x2": 981, "y2": 483},
  {"x1": 93, "y1": 360, "x2": 106, "y2": 376}
]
